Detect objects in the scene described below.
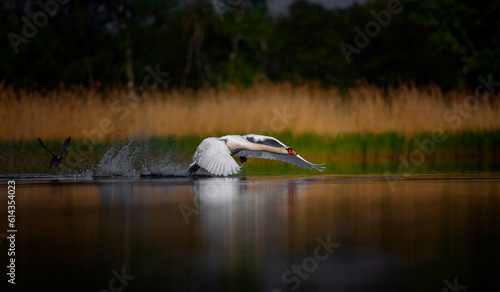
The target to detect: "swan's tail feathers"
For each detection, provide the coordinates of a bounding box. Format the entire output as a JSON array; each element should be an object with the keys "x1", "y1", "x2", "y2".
[{"x1": 188, "y1": 163, "x2": 200, "y2": 175}]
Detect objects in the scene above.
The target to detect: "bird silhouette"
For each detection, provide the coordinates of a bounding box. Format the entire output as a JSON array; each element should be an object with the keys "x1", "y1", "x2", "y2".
[{"x1": 37, "y1": 136, "x2": 71, "y2": 168}]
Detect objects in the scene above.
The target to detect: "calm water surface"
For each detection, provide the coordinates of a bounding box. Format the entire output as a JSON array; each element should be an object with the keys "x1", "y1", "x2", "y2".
[{"x1": 0, "y1": 174, "x2": 499, "y2": 291}]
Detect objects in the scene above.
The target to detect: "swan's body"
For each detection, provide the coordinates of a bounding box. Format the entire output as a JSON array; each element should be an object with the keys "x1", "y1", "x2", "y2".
[
  {"x1": 188, "y1": 134, "x2": 324, "y2": 176},
  {"x1": 37, "y1": 136, "x2": 71, "y2": 168}
]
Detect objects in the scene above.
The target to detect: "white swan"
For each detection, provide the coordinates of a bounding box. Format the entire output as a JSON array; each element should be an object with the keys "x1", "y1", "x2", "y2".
[{"x1": 188, "y1": 134, "x2": 324, "y2": 176}]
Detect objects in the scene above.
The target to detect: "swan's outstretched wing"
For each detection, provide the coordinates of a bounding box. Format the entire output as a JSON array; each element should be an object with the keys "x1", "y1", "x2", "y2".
[
  {"x1": 37, "y1": 138, "x2": 56, "y2": 157},
  {"x1": 243, "y1": 134, "x2": 288, "y2": 148},
  {"x1": 241, "y1": 134, "x2": 324, "y2": 172},
  {"x1": 58, "y1": 136, "x2": 71, "y2": 156},
  {"x1": 235, "y1": 149, "x2": 324, "y2": 172},
  {"x1": 190, "y1": 138, "x2": 241, "y2": 176}
]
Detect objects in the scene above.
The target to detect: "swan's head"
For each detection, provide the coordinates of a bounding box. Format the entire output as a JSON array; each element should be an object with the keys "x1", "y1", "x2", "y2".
[{"x1": 286, "y1": 147, "x2": 297, "y2": 155}]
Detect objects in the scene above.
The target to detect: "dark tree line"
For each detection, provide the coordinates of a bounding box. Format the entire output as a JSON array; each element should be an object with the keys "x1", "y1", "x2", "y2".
[{"x1": 1, "y1": 0, "x2": 499, "y2": 92}]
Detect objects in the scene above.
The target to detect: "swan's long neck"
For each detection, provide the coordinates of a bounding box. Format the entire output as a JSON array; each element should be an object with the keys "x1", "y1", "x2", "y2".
[{"x1": 246, "y1": 143, "x2": 285, "y2": 154}]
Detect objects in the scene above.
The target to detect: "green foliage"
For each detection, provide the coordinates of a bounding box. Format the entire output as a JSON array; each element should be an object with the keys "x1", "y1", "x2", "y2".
[
  {"x1": 1, "y1": 0, "x2": 498, "y2": 90},
  {"x1": 410, "y1": 0, "x2": 500, "y2": 86}
]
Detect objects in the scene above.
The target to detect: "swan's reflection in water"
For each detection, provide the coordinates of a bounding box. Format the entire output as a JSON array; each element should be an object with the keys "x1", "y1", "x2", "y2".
[
  {"x1": 194, "y1": 178, "x2": 291, "y2": 274},
  {"x1": 190, "y1": 178, "x2": 402, "y2": 291}
]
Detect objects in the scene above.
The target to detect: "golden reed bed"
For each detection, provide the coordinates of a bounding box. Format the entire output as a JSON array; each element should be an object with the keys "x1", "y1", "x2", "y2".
[{"x1": 1, "y1": 83, "x2": 499, "y2": 141}]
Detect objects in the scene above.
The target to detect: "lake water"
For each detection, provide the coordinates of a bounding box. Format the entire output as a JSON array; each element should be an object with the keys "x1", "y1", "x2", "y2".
[{"x1": 0, "y1": 174, "x2": 499, "y2": 291}]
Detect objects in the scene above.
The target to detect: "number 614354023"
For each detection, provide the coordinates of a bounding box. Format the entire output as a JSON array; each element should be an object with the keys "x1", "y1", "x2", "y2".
[{"x1": 8, "y1": 181, "x2": 15, "y2": 224}]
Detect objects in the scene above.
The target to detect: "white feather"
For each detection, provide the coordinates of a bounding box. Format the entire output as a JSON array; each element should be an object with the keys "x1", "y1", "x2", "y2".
[{"x1": 190, "y1": 138, "x2": 241, "y2": 176}]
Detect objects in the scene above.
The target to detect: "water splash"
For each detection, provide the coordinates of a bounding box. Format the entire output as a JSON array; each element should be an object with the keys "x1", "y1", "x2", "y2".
[
  {"x1": 93, "y1": 139, "x2": 189, "y2": 177},
  {"x1": 140, "y1": 156, "x2": 187, "y2": 176},
  {"x1": 94, "y1": 142, "x2": 139, "y2": 177}
]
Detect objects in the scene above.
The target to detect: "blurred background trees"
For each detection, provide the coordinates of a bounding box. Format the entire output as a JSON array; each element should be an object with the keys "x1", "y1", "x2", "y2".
[{"x1": 1, "y1": 0, "x2": 499, "y2": 92}]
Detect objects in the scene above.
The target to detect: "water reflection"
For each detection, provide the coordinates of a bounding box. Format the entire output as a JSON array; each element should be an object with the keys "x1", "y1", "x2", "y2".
[
  {"x1": 191, "y1": 178, "x2": 405, "y2": 292},
  {"x1": 193, "y1": 178, "x2": 291, "y2": 285},
  {"x1": 1, "y1": 175, "x2": 499, "y2": 291}
]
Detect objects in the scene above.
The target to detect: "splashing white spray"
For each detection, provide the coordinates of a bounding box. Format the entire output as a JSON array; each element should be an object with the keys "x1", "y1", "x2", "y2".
[
  {"x1": 94, "y1": 142, "x2": 139, "y2": 177},
  {"x1": 93, "y1": 139, "x2": 189, "y2": 177}
]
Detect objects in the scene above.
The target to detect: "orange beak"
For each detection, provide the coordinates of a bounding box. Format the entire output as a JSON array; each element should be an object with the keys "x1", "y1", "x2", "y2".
[{"x1": 288, "y1": 148, "x2": 297, "y2": 155}]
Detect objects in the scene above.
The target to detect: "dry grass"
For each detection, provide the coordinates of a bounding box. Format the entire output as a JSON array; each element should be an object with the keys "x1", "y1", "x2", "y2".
[{"x1": 1, "y1": 83, "x2": 499, "y2": 141}]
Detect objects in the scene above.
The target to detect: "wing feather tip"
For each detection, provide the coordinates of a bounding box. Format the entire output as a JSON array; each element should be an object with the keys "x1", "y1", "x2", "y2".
[{"x1": 314, "y1": 163, "x2": 326, "y2": 172}]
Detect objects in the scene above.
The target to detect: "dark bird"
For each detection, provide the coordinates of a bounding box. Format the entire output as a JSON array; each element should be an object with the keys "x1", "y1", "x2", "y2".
[{"x1": 37, "y1": 136, "x2": 71, "y2": 168}]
